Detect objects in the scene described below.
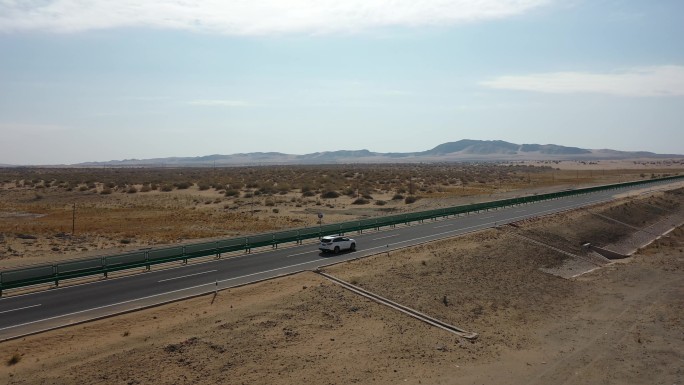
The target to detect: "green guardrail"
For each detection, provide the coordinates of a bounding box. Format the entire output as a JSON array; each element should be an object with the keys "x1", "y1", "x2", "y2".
[{"x1": 1, "y1": 174, "x2": 682, "y2": 294}]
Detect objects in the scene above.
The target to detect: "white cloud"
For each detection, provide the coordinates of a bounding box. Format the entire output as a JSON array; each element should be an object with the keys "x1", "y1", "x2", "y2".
[
  {"x1": 0, "y1": 0, "x2": 550, "y2": 34},
  {"x1": 481, "y1": 65, "x2": 684, "y2": 97},
  {"x1": 188, "y1": 99, "x2": 251, "y2": 107}
]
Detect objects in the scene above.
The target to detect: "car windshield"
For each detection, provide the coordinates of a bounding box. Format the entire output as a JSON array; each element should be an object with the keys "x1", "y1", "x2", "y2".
[{"x1": 321, "y1": 238, "x2": 332, "y2": 243}]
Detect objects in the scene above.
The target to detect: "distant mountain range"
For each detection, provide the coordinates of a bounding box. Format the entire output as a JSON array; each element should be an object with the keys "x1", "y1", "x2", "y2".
[{"x1": 65, "y1": 139, "x2": 680, "y2": 167}]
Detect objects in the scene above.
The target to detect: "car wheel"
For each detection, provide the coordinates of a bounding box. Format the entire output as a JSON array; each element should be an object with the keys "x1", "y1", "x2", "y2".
[
  {"x1": 350, "y1": 243, "x2": 356, "y2": 251},
  {"x1": 333, "y1": 246, "x2": 340, "y2": 254}
]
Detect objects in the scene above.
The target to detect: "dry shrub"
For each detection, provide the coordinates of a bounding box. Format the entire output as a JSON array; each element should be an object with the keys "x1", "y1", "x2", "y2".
[
  {"x1": 6, "y1": 353, "x2": 21, "y2": 366},
  {"x1": 405, "y1": 196, "x2": 420, "y2": 204},
  {"x1": 321, "y1": 191, "x2": 340, "y2": 199},
  {"x1": 175, "y1": 182, "x2": 193, "y2": 190}
]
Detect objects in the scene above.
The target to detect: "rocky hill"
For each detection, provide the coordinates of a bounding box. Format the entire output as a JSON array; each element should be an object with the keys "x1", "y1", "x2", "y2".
[{"x1": 73, "y1": 139, "x2": 679, "y2": 167}]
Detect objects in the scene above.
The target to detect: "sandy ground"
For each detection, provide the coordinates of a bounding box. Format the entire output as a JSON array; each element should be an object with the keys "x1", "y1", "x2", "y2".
[
  {"x1": 1, "y1": 163, "x2": 682, "y2": 270},
  {"x1": 0, "y1": 187, "x2": 682, "y2": 385}
]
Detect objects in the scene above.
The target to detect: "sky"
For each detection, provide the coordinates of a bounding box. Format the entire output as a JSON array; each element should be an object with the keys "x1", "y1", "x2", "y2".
[{"x1": 1, "y1": 0, "x2": 683, "y2": 165}]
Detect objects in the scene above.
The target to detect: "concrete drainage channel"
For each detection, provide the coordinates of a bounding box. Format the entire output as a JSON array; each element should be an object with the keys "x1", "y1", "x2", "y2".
[{"x1": 315, "y1": 270, "x2": 478, "y2": 340}]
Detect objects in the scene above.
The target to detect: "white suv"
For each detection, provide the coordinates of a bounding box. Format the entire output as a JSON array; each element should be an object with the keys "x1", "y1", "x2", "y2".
[{"x1": 319, "y1": 235, "x2": 356, "y2": 254}]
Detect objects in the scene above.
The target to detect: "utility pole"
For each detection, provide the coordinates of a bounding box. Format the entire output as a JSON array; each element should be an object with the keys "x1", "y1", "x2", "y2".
[
  {"x1": 71, "y1": 203, "x2": 76, "y2": 235},
  {"x1": 318, "y1": 213, "x2": 323, "y2": 237}
]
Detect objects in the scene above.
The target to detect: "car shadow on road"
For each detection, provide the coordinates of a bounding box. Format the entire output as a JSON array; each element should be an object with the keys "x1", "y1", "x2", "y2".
[{"x1": 318, "y1": 250, "x2": 355, "y2": 258}]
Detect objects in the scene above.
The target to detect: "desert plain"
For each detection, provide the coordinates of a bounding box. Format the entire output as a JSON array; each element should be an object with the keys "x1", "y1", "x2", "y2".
[{"x1": 0, "y1": 160, "x2": 683, "y2": 384}]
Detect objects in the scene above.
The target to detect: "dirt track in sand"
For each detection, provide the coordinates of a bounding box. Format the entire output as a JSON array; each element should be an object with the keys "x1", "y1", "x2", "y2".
[{"x1": 1, "y1": 188, "x2": 683, "y2": 385}]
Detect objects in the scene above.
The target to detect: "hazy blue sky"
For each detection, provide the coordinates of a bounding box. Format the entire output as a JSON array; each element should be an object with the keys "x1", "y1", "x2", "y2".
[{"x1": 1, "y1": 0, "x2": 683, "y2": 165}]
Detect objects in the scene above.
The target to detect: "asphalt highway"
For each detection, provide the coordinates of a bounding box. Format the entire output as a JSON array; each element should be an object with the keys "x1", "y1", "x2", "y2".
[{"x1": 0, "y1": 180, "x2": 680, "y2": 340}]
